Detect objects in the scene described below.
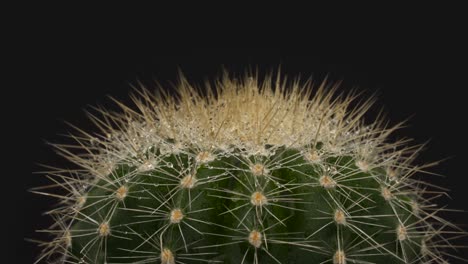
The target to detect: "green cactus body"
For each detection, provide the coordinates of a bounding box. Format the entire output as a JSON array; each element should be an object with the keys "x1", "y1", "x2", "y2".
[{"x1": 36, "y1": 74, "x2": 463, "y2": 263}]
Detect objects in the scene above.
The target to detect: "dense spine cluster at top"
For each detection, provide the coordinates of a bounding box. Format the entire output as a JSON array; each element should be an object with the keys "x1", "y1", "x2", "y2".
[{"x1": 34, "y1": 73, "x2": 465, "y2": 263}]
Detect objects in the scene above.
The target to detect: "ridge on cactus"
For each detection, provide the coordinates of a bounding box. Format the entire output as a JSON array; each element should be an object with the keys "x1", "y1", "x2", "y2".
[{"x1": 33, "y1": 72, "x2": 466, "y2": 264}]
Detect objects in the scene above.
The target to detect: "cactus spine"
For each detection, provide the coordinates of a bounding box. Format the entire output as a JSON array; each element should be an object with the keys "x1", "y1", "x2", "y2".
[{"x1": 35, "y1": 73, "x2": 465, "y2": 263}]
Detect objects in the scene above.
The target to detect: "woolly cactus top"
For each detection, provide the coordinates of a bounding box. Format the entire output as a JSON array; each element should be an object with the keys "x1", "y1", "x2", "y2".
[
  {"x1": 35, "y1": 73, "x2": 464, "y2": 264},
  {"x1": 67, "y1": 75, "x2": 395, "y2": 173}
]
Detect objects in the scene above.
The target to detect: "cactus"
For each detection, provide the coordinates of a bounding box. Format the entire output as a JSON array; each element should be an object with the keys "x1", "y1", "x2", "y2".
[{"x1": 34, "y1": 73, "x2": 465, "y2": 264}]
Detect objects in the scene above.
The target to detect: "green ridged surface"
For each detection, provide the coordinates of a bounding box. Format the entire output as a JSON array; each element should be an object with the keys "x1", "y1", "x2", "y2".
[{"x1": 70, "y1": 146, "x2": 420, "y2": 263}]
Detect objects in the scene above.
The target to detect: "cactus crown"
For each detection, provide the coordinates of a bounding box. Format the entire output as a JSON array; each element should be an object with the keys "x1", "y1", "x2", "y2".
[{"x1": 34, "y1": 72, "x2": 465, "y2": 263}]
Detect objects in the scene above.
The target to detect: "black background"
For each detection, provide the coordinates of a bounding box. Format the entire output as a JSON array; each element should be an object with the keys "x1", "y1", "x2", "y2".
[{"x1": 22, "y1": 34, "x2": 468, "y2": 263}]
